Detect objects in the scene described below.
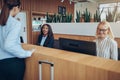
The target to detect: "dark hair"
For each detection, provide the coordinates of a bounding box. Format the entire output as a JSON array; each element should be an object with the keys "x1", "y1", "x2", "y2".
[
  {"x1": 40, "y1": 24, "x2": 54, "y2": 38},
  {"x1": 0, "y1": 0, "x2": 21, "y2": 26}
]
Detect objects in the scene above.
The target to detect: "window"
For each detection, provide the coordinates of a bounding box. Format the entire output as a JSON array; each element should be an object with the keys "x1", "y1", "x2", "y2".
[{"x1": 99, "y1": 2, "x2": 120, "y2": 22}]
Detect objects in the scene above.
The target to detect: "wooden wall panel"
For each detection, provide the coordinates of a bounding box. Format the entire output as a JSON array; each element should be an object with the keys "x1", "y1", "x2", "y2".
[
  {"x1": 32, "y1": 31, "x2": 40, "y2": 44},
  {"x1": 54, "y1": 34, "x2": 95, "y2": 41},
  {"x1": 0, "y1": 0, "x2": 2, "y2": 9},
  {"x1": 21, "y1": 0, "x2": 31, "y2": 11},
  {"x1": 26, "y1": 11, "x2": 33, "y2": 44},
  {"x1": 31, "y1": 0, "x2": 74, "y2": 14},
  {"x1": 0, "y1": 1, "x2": 2, "y2": 9},
  {"x1": 0, "y1": 0, "x2": 3, "y2": 9}
]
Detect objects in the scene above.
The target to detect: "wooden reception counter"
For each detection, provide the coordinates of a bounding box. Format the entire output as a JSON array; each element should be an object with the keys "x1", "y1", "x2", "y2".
[{"x1": 23, "y1": 44, "x2": 120, "y2": 80}]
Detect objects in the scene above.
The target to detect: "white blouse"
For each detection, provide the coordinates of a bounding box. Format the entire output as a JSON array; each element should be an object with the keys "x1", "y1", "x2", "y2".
[
  {"x1": 96, "y1": 37, "x2": 118, "y2": 60},
  {"x1": 40, "y1": 36, "x2": 47, "y2": 46}
]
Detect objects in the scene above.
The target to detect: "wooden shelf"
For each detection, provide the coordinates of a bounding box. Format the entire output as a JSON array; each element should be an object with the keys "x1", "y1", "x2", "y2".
[{"x1": 32, "y1": 11, "x2": 54, "y2": 16}]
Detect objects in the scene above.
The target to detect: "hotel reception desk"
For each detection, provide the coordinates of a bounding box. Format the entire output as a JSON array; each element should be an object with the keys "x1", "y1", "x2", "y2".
[{"x1": 23, "y1": 44, "x2": 120, "y2": 80}]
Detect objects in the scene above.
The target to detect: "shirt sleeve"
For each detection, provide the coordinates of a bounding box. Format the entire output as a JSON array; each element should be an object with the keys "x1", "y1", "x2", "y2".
[
  {"x1": 4, "y1": 22, "x2": 32, "y2": 58},
  {"x1": 110, "y1": 40, "x2": 118, "y2": 60}
]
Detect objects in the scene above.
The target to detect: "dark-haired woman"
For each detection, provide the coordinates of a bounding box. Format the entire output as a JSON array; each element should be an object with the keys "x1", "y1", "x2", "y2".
[
  {"x1": 37, "y1": 24, "x2": 54, "y2": 48},
  {"x1": 0, "y1": 0, "x2": 35, "y2": 80}
]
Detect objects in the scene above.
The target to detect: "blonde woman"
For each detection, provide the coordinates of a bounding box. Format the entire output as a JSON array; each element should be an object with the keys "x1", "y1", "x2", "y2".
[{"x1": 95, "y1": 21, "x2": 118, "y2": 60}]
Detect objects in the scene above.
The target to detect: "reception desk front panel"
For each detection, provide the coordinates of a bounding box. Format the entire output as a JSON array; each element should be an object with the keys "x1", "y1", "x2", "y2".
[{"x1": 23, "y1": 44, "x2": 120, "y2": 80}]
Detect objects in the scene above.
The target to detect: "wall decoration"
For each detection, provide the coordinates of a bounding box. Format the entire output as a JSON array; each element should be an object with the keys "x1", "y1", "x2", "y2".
[
  {"x1": 58, "y1": 6, "x2": 66, "y2": 15},
  {"x1": 62, "y1": 7, "x2": 66, "y2": 15},
  {"x1": 58, "y1": 6, "x2": 63, "y2": 14}
]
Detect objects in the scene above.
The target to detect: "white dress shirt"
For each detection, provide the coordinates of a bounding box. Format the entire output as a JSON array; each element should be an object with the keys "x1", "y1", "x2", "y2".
[
  {"x1": 40, "y1": 36, "x2": 47, "y2": 46},
  {"x1": 96, "y1": 36, "x2": 118, "y2": 60},
  {"x1": 0, "y1": 15, "x2": 32, "y2": 60}
]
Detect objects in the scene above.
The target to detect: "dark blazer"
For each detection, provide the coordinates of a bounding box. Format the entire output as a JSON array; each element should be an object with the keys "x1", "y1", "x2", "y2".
[{"x1": 37, "y1": 34, "x2": 54, "y2": 48}]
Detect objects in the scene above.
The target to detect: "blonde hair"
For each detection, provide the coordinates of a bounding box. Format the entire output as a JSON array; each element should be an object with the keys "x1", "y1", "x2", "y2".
[{"x1": 96, "y1": 21, "x2": 115, "y2": 39}]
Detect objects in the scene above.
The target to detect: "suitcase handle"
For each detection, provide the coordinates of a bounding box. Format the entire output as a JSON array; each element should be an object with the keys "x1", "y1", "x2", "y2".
[
  {"x1": 39, "y1": 60, "x2": 54, "y2": 66},
  {"x1": 39, "y1": 60, "x2": 54, "y2": 80}
]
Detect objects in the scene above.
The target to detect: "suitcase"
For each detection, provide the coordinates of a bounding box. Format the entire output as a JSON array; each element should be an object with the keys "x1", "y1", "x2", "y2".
[{"x1": 39, "y1": 60, "x2": 54, "y2": 80}]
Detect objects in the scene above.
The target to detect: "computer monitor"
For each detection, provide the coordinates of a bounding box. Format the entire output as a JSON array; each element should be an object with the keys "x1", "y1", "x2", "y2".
[{"x1": 59, "y1": 38, "x2": 96, "y2": 56}]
